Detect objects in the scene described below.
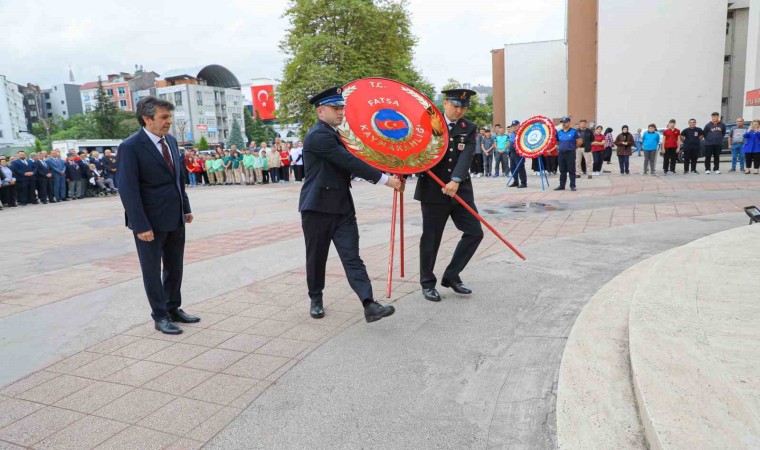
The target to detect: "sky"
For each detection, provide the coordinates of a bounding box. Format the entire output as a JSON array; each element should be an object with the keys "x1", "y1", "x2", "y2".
[{"x1": 1, "y1": 0, "x2": 566, "y2": 92}]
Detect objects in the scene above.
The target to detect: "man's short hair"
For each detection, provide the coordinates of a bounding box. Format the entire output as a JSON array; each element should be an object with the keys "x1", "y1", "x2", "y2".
[
  {"x1": 668, "y1": 119, "x2": 676, "y2": 124},
  {"x1": 648, "y1": 123, "x2": 657, "y2": 129},
  {"x1": 711, "y1": 112, "x2": 720, "y2": 117},
  {"x1": 135, "y1": 96, "x2": 175, "y2": 127},
  {"x1": 579, "y1": 119, "x2": 588, "y2": 123},
  {"x1": 689, "y1": 118, "x2": 696, "y2": 122},
  {"x1": 494, "y1": 124, "x2": 501, "y2": 128}
]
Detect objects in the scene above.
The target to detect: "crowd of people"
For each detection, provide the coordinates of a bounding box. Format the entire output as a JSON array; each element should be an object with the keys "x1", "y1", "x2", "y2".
[
  {"x1": 183, "y1": 138, "x2": 304, "y2": 187},
  {"x1": 470, "y1": 113, "x2": 760, "y2": 190}
]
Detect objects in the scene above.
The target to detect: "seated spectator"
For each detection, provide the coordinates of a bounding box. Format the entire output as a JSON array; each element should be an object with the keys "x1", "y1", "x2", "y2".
[
  {"x1": 1, "y1": 158, "x2": 18, "y2": 208},
  {"x1": 89, "y1": 163, "x2": 118, "y2": 194}
]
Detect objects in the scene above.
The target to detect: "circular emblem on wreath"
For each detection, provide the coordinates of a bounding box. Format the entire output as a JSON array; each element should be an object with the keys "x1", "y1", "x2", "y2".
[
  {"x1": 515, "y1": 116, "x2": 558, "y2": 159},
  {"x1": 370, "y1": 109, "x2": 413, "y2": 142}
]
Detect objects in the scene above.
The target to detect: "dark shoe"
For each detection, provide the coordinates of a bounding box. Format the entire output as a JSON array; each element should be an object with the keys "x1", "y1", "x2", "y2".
[
  {"x1": 169, "y1": 309, "x2": 200, "y2": 323},
  {"x1": 441, "y1": 279, "x2": 472, "y2": 295},
  {"x1": 310, "y1": 300, "x2": 325, "y2": 319},
  {"x1": 155, "y1": 318, "x2": 183, "y2": 335},
  {"x1": 364, "y1": 301, "x2": 395, "y2": 323},
  {"x1": 508, "y1": 182, "x2": 518, "y2": 187},
  {"x1": 571, "y1": 187, "x2": 577, "y2": 191},
  {"x1": 554, "y1": 187, "x2": 565, "y2": 191},
  {"x1": 422, "y1": 288, "x2": 441, "y2": 302},
  {"x1": 517, "y1": 184, "x2": 527, "y2": 188}
]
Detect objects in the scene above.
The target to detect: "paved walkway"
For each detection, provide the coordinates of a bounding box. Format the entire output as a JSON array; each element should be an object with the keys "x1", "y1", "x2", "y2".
[{"x1": 0, "y1": 157, "x2": 758, "y2": 449}]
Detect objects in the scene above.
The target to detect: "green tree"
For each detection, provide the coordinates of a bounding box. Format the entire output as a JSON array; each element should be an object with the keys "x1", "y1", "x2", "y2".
[
  {"x1": 246, "y1": 110, "x2": 278, "y2": 144},
  {"x1": 278, "y1": 0, "x2": 433, "y2": 135},
  {"x1": 34, "y1": 138, "x2": 43, "y2": 153},
  {"x1": 198, "y1": 136, "x2": 209, "y2": 150},
  {"x1": 226, "y1": 117, "x2": 245, "y2": 149},
  {"x1": 93, "y1": 77, "x2": 121, "y2": 138},
  {"x1": 117, "y1": 110, "x2": 141, "y2": 138}
]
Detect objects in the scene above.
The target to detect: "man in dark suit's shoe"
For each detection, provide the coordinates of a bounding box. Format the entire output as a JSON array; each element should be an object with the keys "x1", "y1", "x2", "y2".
[
  {"x1": 117, "y1": 96, "x2": 200, "y2": 335},
  {"x1": 364, "y1": 301, "x2": 395, "y2": 323}
]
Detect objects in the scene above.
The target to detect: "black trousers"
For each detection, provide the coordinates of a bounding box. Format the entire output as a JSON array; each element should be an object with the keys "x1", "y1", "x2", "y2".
[
  {"x1": 546, "y1": 155, "x2": 558, "y2": 173},
  {"x1": 16, "y1": 180, "x2": 36, "y2": 205},
  {"x1": 36, "y1": 177, "x2": 51, "y2": 203},
  {"x1": 509, "y1": 152, "x2": 527, "y2": 185},
  {"x1": 293, "y1": 165, "x2": 304, "y2": 181},
  {"x1": 280, "y1": 166, "x2": 290, "y2": 182},
  {"x1": 663, "y1": 148, "x2": 678, "y2": 173},
  {"x1": 684, "y1": 147, "x2": 699, "y2": 173},
  {"x1": 592, "y1": 151, "x2": 604, "y2": 172},
  {"x1": 558, "y1": 151, "x2": 576, "y2": 189},
  {"x1": 0, "y1": 184, "x2": 17, "y2": 205},
  {"x1": 419, "y1": 201, "x2": 484, "y2": 289},
  {"x1": 301, "y1": 211, "x2": 373, "y2": 304},
  {"x1": 471, "y1": 154, "x2": 484, "y2": 174},
  {"x1": 704, "y1": 145, "x2": 721, "y2": 170},
  {"x1": 746, "y1": 153, "x2": 760, "y2": 169},
  {"x1": 133, "y1": 225, "x2": 185, "y2": 321},
  {"x1": 199, "y1": 170, "x2": 210, "y2": 185}
]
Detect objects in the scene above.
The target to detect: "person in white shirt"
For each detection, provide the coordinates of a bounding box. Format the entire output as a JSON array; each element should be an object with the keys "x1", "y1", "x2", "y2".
[
  {"x1": 89, "y1": 163, "x2": 118, "y2": 194},
  {"x1": 290, "y1": 141, "x2": 304, "y2": 182}
]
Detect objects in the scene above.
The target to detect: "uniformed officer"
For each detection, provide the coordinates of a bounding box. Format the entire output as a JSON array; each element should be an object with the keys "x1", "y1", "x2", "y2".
[
  {"x1": 299, "y1": 86, "x2": 403, "y2": 323},
  {"x1": 507, "y1": 119, "x2": 527, "y2": 188},
  {"x1": 414, "y1": 88, "x2": 484, "y2": 302}
]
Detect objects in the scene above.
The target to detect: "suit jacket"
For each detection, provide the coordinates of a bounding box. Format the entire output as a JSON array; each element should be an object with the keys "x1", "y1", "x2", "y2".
[
  {"x1": 91, "y1": 158, "x2": 104, "y2": 172},
  {"x1": 298, "y1": 120, "x2": 383, "y2": 215},
  {"x1": 34, "y1": 160, "x2": 52, "y2": 178},
  {"x1": 65, "y1": 161, "x2": 82, "y2": 181},
  {"x1": 414, "y1": 117, "x2": 477, "y2": 205},
  {"x1": 102, "y1": 155, "x2": 117, "y2": 173},
  {"x1": 117, "y1": 129, "x2": 191, "y2": 234},
  {"x1": 10, "y1": 158, "x2": 36, "y2": 181},
  {"x1": 48, "y1": 157, "x2": 66, "y2": 176}
]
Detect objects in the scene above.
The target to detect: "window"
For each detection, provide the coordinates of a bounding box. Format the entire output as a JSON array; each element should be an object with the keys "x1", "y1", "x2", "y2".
[
  {"x1": 119, "y1": 99, "x2": 127, "y2": 108},
  {"x1": 197, "y1": 92, "x2": 203, "y2": 106},
  {"x1": 48, "y1": 113, "x2": 53, "y2": 117},
  {"x1": 62, "y1": 111, "x2": 67, "y2": 115},
  {"x1": 54, "y1": 86, "x2": 58, "y2": 91},
  {"x1": 106, "y1": 89, "x2": 113, "y2": 96},
  {"x1": 725, "y1": 55, "x2": 731, "y2": 62},
  {"x1": 159, "y1": 94, "x2": 167, "y2": 100},
  {"x1": 722, "y1": 97, "x2": 729, "y2": 105},
  {"x1": 0, "y1": 130, "x2": 3, "y2": 138},
  {"x1": 118, "y1": 87, "x2": 126, "y2": 95},
  {"x1": 44, "y1": 93, "x2": 50, "y2": 99},
  {"x1": 46, "y1": 102, "x2": 51, "y2": 109},
  {"x1": 61, "y1": 100, "x2": 65, "y2": 104},
  {"x1": 174, "y1": 91, "x2": 182, "y2": 106}
]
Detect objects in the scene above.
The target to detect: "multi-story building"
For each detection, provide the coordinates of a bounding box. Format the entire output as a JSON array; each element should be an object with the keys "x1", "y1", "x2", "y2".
[
  {"x1": 80, "y1": 66, "x2": 158, "y2": 113},
  {"x1": 18, "y1": 83, "x2": 44, "y2": 132},
  {"x1": 41, "y1": 84, "x2": 83, "y2": 120},
  {"x1": 153, "y1": 64, "x2": 245, "y2": 146},
  {"x1": 0, "y1": 75, "x2": 31, "y2": 148}
]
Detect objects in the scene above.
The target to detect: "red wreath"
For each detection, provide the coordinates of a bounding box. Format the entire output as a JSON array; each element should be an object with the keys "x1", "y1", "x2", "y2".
[{"x1": 514, "y1": 115, "x2": 558, "y2": 159}]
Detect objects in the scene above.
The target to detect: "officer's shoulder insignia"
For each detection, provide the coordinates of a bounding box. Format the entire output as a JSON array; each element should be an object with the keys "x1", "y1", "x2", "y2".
[{"x1": 461, "y1": 122, "x2": 466, "y2": 128}]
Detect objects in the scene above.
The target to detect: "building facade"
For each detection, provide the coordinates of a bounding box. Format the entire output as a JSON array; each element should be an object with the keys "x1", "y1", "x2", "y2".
[
  {"x1": 18, "y1": 83, "x2": 43, "y2": 132},
  {"x1": 0, "y1": 75, "x2": 29, "y2": 147},
  {"x1": 41, "y1": 83, "x2": 83, "y2": 119},
  {"x1": 80, "y1": 67, "x2": 158, "y2": 113}
]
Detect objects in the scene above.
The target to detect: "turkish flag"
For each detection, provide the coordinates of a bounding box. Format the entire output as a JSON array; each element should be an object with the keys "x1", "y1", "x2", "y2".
[
  {"x1": 375, "y1": 119, "x2": 407, "y2": 130},
  {"x1": 252, "y1": 85, "x2": 276, "y2": 120}
]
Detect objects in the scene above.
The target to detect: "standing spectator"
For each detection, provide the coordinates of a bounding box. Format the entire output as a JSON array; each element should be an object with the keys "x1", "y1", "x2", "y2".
[
  {"x1": 743, "y1": 119, "x2": 760, "y2": 174},
  {"x1": 480, "y1": 128, "x2": 494, "y2": 178},
  {"x1": 261, "y1": 147, "x2": 270, "y2": 184},
  {"x1": 40, "y1": 151, "x2": 55, "y2": 199},
  {"x1": 205, "y1": 155, "x2": 217, "y2": 185},
  {"x1": 280, "y1": 144, "x2": 291, "y2": 182},
  {"x1": 230, "y1": 149, "x2": 243, "y2": 185},
  {"x1": 554, "y1": 117, "x2": 581, "y2": 191},
  {"x1": 32, "y1": 152, "x2": 54, "y2": 203},
  {"x1": 90, "y1": 151, "x2": 104, "y2": 172},
  {"x1": 507, "y1": 121, "x2": 527, "y2": 188},
  {"x1": 576, "y1": 119, "x2": 594, "y2": 178},
  {"x1": 679, "y1": 119, "x2": 704, "y2": 174},
  {"x1": 0, "y1": 158, "x2": 17, "y2": 207},
  {"x1": 634, "y1": 128, "x2": 643, "y2": 156},
  {"x1": 102, "y1": 149, "x2": 117, "y2": 187},
  {"x1": 268, "y1": 145, "x2": 282, "y2": 183},
  {"x1": 728, "y1": 117, "x2": 747, "y2": 172},
  {"x1": 493, "y1": 125, "x2": 509, "y2": 177},
  {"x1": 252, "y1": 148, "x2": 264, "y2": 184},
  {"x1": 197, "y1": 154, "x2": 210, "y2": 186},
  {"x1": 242, "y1": 148, "x2": 254, "y2": 185},
  {"x1": 79, "y1": 149, "x2": 90, "y2": 164},
  {"x1": 590, "y1": 126, "x2": 605, "y2": 177},
  {"x1": 10, "y1": 151, "x2": 37, "y2": 205},
  {"x1": 290, "y1": 141, "x2": 304, "y2": 182},
  {"x1": 49, "y1": 149, "x2": 67, "y2": 201},
  {"x1": 662, "y1": 119, "x2": 681, "y2": 175},
  {"x1": 641, "y1": 124, "x2": 660, "y2": 175},
  {"x1": 703, "y1": 112, "x2": 726, "y2": 174},
  {"x1": 603, "y1": 127, "x2": 615, "y2": 165},
  {"x1": 614, "y1": 125, "x2": 634, "y2": 175},
  {"x1": 472, "y1": 127, "x2": 485, "y2": 177},
  {"x1": 545, "y1": 144, "x2": 558, "y2": 175},
  {"x1": 185, "y1": 155, "x2": 199, "y2": 187},
  {"x1": 221, "y1": 149, "x2": 232, "y2": 185},
  {"x1": 65, "y1": 156, "x2": 85, "y2": 199},
  {"x1": 212, "y1": 153, "x2": 226, "y2": 184}
]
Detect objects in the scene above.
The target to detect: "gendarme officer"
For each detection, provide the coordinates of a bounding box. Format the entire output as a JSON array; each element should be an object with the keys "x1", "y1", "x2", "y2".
[
  {"x1": 299, "y1": 86, "x2": 403, "y2": 323},
  {"x1": 414, "y1": 88, "x2": 484, "y2": 302}
]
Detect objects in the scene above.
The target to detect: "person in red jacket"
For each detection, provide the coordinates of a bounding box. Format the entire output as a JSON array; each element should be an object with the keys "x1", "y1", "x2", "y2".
[
  {"x1": 589, "y1": 126, "x2": 605, "y2": 178},
  {"x1": 279, "y1": 144, "x2": 291, "y2": 183},
  {"x1": 662, "y1": 119, "x2": 681, "y2": 175}
]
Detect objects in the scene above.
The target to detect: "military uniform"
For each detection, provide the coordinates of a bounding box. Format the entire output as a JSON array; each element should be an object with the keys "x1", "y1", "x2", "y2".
[
  {"x1": 414, "y1": 89, "x2": 484, "y2": 300},
  {"x1": 299, "y1": 86, "x2": 396, "y2": 323}
]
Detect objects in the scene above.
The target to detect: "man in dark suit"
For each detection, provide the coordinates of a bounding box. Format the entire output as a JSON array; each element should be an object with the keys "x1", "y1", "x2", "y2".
[
  {"x1": 117, "y1": 96, "x2": 199, "y2": 335},
  {"x1": 32, "y1": 153, "x2": 54, "y2": 204},
  {"x1": 65, "y1": 157, "x2": 84, "y2": 200},
  {"x1": 10, "y1": 151, "x2": 37, "y2": 206},
  {"x1": 299, "y1": 86, "x2": 403, "y2": 323},
  {"x1": 414, "y1": 88, "x2": 484, "y2": 302}
]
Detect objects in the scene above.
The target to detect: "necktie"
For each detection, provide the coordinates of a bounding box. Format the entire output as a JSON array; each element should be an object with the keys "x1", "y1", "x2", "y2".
[
  {"x1": 159, "y1": 138, "x2": 175, "y2": 174},
  {"x1": 449, "y1": 122, "x2": 455, "y2": 129}
]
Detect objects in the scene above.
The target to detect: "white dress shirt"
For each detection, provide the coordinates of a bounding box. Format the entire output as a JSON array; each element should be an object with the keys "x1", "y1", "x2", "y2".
[{"x1": 143, "y1": 128, "x2": 174, "y2": 165}]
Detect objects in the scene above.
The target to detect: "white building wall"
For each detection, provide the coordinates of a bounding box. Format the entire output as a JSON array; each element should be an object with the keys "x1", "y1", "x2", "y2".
[
  {"x1": 597, "y1": 0, "x2": 727, "y2": 131},
  {"x1": 725, "y1": 7, "x2": 749, "y2": 122},
  {"x1": 743, "y1": 0, "x2": 760, "y2": 120},
  {"x1": 0, "y1": 75, "x2": 27, "y2": 146},
  {"x1": 504, "y1": 40, "x2": 568, "y2": 122}
]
